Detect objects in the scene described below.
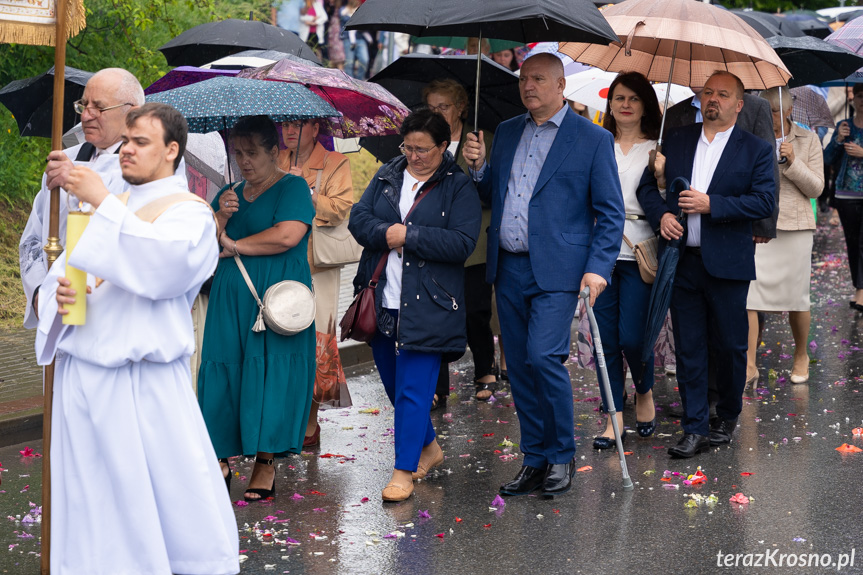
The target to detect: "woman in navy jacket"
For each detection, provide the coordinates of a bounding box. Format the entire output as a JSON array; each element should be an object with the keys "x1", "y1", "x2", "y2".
[{"x1": 349, "y1": 109, "x2": 481, "y2": 502}]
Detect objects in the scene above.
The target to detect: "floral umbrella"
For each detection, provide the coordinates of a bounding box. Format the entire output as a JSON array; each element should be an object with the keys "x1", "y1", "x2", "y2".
[{"x1": 239, "y1": 58, "x2": 410, "y2": 139}]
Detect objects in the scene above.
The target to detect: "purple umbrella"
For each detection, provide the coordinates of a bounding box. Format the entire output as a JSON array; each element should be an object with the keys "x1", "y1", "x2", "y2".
[{"x1": 144, "y1": 66, "x2": 238, "y2": 96}]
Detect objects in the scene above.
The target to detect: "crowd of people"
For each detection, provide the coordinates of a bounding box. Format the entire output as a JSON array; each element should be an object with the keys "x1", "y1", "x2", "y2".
[{"x1": 17, "y1": 29, "x2": 863, "y2": 573}]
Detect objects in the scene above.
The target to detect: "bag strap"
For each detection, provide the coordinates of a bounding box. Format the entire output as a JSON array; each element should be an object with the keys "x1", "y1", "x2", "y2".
[
  {"x1": 368, "y1": 179, "x2": 439, "y2": 288},
  {"x1": 622, "y1": 234, "x2": 635, "y2": 250},
  {"x1": 233, "y1": 254, "x2": 267, "y2": 332}
]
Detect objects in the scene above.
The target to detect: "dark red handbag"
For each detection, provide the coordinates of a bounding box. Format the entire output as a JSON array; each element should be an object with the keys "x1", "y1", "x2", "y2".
[{"x1": 339, "y1": 180, "x2": 438, "y2": 343}]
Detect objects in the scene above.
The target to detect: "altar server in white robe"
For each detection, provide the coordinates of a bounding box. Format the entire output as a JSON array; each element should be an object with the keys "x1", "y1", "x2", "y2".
[{"x1": 35, "y1": 102, "x2": 240, "y2": 575}]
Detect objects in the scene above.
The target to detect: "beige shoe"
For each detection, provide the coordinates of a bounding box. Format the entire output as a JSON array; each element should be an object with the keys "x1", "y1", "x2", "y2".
[
  {"x1": 411, "y1": 441, "x2": 444, "y2": 480},
  {"x1": 381, "y1": 481, "x2": 414, "y2": 502},
  {"x1": 790, "y1": 371, "x2": 809, "y2": 384}
]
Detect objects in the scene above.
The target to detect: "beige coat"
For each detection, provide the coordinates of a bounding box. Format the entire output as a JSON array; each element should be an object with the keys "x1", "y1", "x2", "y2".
[
  {"x1": 279, "y1": 142, "x2": 354, "y2": 274},
  {"x1": 776, "y1": 123, "x2": 824, "y2": 231}
]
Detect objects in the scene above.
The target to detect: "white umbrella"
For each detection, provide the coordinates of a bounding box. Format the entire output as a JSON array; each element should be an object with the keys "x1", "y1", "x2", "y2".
[{"x1": 563, "y1": 69, "x2": 694, "y2": 112}]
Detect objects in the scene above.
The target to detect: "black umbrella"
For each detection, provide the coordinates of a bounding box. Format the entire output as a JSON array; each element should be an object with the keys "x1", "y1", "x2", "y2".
[
  {"x1": 158, "y1": 19, "x2": 321, "y2": 68},
  {"x1": 346, "y1": 0, "x2": 617, "y2": 141},
  {"x1": 767, "y1": 35, "x2": 863, "y2": 87},
  {"x1": 783, "y1": 13, "x2": 833, "y2": 40},
  {"x1": 363, "y1": 54, "x2": 525, "y2": 162},
  {"x1": 207, "y1": 49, "x2": 321, "y2": 70},
  {"x1": 641, "y1": 177, "x2": 690, "y2": 368},
  {"x1": 730, "y1": 10, "x2": 804, "y2": 38},
  {"x1": 0, "y1": 66, "x2": 93, "y2": 138}
]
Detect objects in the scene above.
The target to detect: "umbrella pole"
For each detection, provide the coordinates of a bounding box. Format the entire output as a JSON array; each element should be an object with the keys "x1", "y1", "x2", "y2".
[
  {"x1": 42, "y1": 1, "x2": 71, "y2": 572},
  {"x1": 294, "y1": 123, "x2": 303, "y2": 168},
  {"x1": 473, "y1": 31, "x2": 482, "y2": 133},
  {"x1": 580, "y1": 287, "x2": 634, "y2": 492},
  {"x1": 650, "y1": 40, "x2": 678, "y2": 173},
  {"x1": 778, "y1": 87, "x2": 787, "y2": 165}
]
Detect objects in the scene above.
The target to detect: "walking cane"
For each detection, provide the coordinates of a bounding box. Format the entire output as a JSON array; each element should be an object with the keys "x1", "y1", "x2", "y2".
[{"x1": 579, "y1": 287, "x2": 634, "y2": 492}]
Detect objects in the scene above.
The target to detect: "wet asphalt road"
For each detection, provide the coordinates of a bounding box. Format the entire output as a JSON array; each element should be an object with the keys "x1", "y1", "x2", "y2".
[{"x1": 3, "y1": 218, "x2": 863, "y2": 575}]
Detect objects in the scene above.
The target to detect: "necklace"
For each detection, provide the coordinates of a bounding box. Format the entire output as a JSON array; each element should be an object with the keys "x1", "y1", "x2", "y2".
[{"x1": 246, "y1": 171, "x2": 280, "y2": 202}]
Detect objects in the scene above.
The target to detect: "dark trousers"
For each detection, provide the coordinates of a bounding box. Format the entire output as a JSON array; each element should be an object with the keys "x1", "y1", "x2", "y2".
[
  {"x1": 496, "y1": 250, "x2": 579, "y2": 467},
  {"x1": 436, "y1": 263, "x2": 495, "y2": 396},
  {"x1": 671, "y1": 252, "x2": 749, "y2": 436},
  {"x1": 371, "y1": 310, "x2": 441, "y2": 471},
  {"x1": 835, "y1": 198, "x2": 863, "y2": 289},
  {"x1": 593, "y1": 260, "x2": 655, "y2": 413}
]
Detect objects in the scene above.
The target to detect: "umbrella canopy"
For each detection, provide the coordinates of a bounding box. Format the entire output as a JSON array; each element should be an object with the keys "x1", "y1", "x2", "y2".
[
  {"x1": 563, "y1": 68, "x2": 694, "y2": 111},
  {"x1": 783, "y1": 13, "x2": 832, "y2": 40},
  {"x1": 239, "y1": 58, "x2": 410, "y2": 139},
  {"x1": 558, "y1": 0, "x2": 792, "y2": 90},
  {"x1": 410, "y1": 36, "x2": 522, "y2": 54},
  {"x1": 362, "y1": 53, "x2": 525, "y2": 163},
  {"x1": 790, "y1": 86, "x2": 835, "y2": 130},
  {"x1": 144, "y1": 66, "x2": 238, "y2": 96},
  {"x1": 145, "y1": 76, "x2": 338, "y2": 133},
  {"x1": 825, "y1": 18, "x2": 863, "y2": 56},
  {"x1": 345, "y1": 0, "x2": 618, "y2": 45},
  {"x1": 206, "y1": 49, "x2": 320, "y2": 70},
  {"x1": 766, "y1": 35, "x2": 863, "y2": 87},
  {"x1": 641, "y1": 177, "x2": 690, "y2": 367},
  {"x1": 0, "y1": 66, "x2": 93, "y2": 137},
  {"x1": 159, "y1": 19, "x2": 321, "y2": 68},
  {"x1": 730, "y1": 10, "x2": 804, "y2": 39}
]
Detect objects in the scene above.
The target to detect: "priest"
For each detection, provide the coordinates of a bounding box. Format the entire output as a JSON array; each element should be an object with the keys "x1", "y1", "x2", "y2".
[{"x1": 35, "y1": 102, "x2": 239, "y2": 575}]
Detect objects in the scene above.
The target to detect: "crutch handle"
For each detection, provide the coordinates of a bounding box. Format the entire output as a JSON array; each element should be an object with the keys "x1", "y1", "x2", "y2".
[{"x1": 579, "y1": 286, "x2": 590, "y2": 301}]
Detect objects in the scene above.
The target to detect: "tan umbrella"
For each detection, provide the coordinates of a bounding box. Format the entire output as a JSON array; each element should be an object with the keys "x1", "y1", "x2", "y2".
[{"x1": 559, "y1": 0, "x2": 791, "y2": 164}]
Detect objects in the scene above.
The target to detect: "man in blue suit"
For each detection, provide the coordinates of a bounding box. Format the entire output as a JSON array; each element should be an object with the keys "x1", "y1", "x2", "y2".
[
  {"x1": 463, "y1": 53, "x2": 624, "y2": 497},
  {"x1": 637, "y1": 71, "x2": 775, "y2": 458}
]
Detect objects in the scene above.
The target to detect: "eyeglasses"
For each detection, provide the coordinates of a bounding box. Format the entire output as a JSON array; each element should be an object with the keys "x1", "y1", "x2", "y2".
[
  {"x1": 399, "y1": 142, "x2": 438, "y2": 158},
  {"x1": 73, "y1": 100, "x2": 133, "y2": 117},
  {"x1": 428, "y1": 103, "x2": 453, "y2": 114}
]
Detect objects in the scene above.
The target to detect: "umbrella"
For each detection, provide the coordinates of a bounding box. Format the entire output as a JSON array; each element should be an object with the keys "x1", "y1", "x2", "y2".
[
  {"x1": 363, "y1": 53, "x2": 525, "y2": 162},
  {"x1": 783, "y1": 13, "x2": 833, "y2": 40},
  {"x1": 0, "y1": 65, "x2": 92, "y2": 137},
  {"x1": 789, "y1": 86, "x2": 835, "y2": 131},
  {"x1": 563, "y1": 68, "x2": 694, "y2": 111},
  {"x1": 238, "y1": 58, "x2": 410, "y2": 139},
  {"x1": 345, "y1": 0, "x2": 618, "y2": 147},
  {"x1": 206, "y1": 49, "x2": 321, "y2": 70},
  {"x1": 766, "y1": 35, "x2": 863, "y2": 88},
  {"x1": 825, "y1": 17, "x2": 863, "y2": 56},
  {"x1": 641, "y1": 177, "x2": 690, "y2": 368},
  {"x1": 559, "y1": 0, "x2": 791, "y2": 167},
  {"x1": 144, "y1": 66, "x2": 238, "y2": 96},
  {"x1": 145, "y1": 76, "x2": 338, "y2": 133},
  {"x1": 158, "y1": 19, "x2": 321, "y2": 68},
  {"x1": 730, "y1": 10, "x2": 805, "y2": 39},
  {"x1": 410, "y1": 36, "x2": 522, "y2": 54}
]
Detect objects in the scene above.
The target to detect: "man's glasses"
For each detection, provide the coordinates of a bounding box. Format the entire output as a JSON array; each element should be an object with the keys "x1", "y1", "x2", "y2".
[
  {"x1": 399, "y1": 142, "x2": 438, "y2": 158},
  {"x1": 73, "y1": 100, "x2": 133, "y2": 117}
]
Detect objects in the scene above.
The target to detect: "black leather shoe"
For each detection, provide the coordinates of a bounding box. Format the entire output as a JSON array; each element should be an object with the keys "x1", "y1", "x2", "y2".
[
  {"x1": 668, "y1": 433, "x2": 710, "y2": 458},
  {"x1": 636, "y1": 418, "x2": 656, "y2": 437},
  {"x1": 593, "y1": 430, "x2": 627, "y2": 450},
  {"x1": 709, "y1": 418, "x2": 738, "y2": 446},
  {"x1": 499, "y1": 465, "x2": 547, "y2": 496},
  {"x1": 542, "y1": 459, "x2": 576, "y2": 497}
]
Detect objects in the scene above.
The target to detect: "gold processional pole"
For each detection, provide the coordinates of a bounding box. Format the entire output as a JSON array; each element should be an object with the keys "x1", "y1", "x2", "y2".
[{"x1": 41, "y1": 0, "x2": 69, "y2": 572}]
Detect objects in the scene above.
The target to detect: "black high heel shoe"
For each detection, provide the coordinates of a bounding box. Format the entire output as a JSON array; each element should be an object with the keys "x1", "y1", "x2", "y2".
[
  {"x1": 244, "y1": 456, "x2": 276, "y2": 502},
  {"x1": 592, "y1": 430, "x2": 627, "y2": 450},
  {"x1": 219, "y1": 458, "x2": 231, "y2": 491},
  {"x1": 636, "y1": 418, "x2": 657, "y2": 437}
]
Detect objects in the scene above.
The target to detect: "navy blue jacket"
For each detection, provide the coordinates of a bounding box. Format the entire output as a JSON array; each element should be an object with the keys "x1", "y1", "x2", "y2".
[
  {"x1": 636, "y1": 123, "x2": 776, "y2": 281},
  {"x1": 348, "y1": 151, "x2": 481, "y2": 354}
]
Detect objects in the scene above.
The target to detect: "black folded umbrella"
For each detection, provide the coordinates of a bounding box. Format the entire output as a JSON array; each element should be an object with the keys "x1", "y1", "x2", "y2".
[
  {"x1": 767, "y1": 35, "x2": 863, "y2": 87},
  {"x1": 159, "y1": 19, "x2": 320, "y2": 68},
  {"x1": 0, "y1": 66, "x2": 93, "y2": 138},
  {"x1": 363, "y1": 54, "x2": 525, "y2": 163}
]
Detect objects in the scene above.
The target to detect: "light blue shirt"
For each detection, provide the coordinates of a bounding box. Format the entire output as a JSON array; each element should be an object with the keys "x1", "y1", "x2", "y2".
[
  {"x1": 690, "y1": 97, "x2": 703, "y2": 123},
  {"x1": 471, "y1": 103, "x2": 568, "y2": 253}
]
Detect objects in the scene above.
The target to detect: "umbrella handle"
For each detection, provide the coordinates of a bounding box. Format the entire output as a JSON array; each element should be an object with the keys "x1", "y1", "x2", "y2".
[{"x1": 648, "y1": 143, "x2": 662, "y2": 173}]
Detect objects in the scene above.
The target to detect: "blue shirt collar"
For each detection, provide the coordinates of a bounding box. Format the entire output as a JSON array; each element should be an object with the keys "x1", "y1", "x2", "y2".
[{"x1": 525, "y1": 101, "x2": 568, "y2": 128}]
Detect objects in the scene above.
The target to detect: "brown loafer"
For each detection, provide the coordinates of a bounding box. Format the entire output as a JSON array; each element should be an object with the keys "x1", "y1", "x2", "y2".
[
  {"x1": 381, "y1": 481, "x2": 414, "y2": 502},
  {"x1": 411, "y1": 441, "x2": 444, "y2": 480}
]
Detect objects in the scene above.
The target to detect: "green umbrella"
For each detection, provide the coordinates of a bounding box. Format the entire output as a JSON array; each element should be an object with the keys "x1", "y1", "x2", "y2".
[{"x1": 410, "y1": 36, "x2": 523, "y2": 54}]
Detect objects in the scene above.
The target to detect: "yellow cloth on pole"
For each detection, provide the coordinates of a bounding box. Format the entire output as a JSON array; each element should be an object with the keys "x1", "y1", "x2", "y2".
[{"x1": 0, "y1": 0, "x2": 86, "y2": 46}]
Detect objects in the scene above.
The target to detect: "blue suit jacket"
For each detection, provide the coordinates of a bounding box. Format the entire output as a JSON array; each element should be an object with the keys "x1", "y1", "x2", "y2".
[
  {"x1": 636, "y1": 123, "x2": 776, "y2": 281},
  {"x1": 477, "y1": 106, "x2": 624, "y2": 292}
]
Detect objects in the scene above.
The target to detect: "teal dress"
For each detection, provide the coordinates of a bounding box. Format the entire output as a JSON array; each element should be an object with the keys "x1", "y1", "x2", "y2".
[{"x1": 198, "y1": 175, "x2": 316, "y2": 457}]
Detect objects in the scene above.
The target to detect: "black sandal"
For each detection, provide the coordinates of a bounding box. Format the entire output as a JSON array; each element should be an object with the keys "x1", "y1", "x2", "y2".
[
  {"x1": 219, "y1": 458, "x2": 231, "y2": 491},
  {"x1": 243, "y1": 456, "x2": 276, "y2": 502},
  {"x1": 474, "y1": 379, "x2": 497, "y2": 401},
  {"x1": 431, "y1": 393, "x2": 447, "y2": 412}
]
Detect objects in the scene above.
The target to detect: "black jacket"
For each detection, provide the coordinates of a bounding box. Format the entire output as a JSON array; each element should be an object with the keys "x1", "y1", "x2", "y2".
[{"x1": 348, "y1": 151, "x2": 481, "y2": 354}]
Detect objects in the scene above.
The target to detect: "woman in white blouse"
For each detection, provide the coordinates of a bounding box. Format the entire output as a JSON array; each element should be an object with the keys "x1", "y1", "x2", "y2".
[{"x1": 593, "y1": 72, "x2": 663, "y2": 450}]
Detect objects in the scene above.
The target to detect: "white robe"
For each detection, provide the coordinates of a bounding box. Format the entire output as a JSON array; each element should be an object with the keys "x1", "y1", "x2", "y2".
[{"x1": 35, "y1": 175, "x2": 239, "y2": 575}]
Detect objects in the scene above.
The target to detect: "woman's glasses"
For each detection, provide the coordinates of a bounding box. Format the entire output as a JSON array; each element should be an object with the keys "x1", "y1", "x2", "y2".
[{"x1": 399, "y1": 142, "x2": 437, "y2": 158}]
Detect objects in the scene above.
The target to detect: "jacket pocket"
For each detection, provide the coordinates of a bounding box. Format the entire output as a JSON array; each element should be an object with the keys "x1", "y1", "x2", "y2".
[
  {"x1": 560, "y1": 232, "x2": 590, "y2": 246},
  {"x1": 424, "y1": 276, "x2": 459, "y2": 311}
]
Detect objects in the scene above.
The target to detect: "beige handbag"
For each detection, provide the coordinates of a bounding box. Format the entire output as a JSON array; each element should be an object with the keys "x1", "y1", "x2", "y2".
[
  {"x1": 310, "y1": 158, "x2": 363, "y2": 268},
  {"x1": 622, "y1": 234, "x2": 658, "y2": 284},
  {"x1": 234, "y1": 254, "x2": 315, "y2": 336}
]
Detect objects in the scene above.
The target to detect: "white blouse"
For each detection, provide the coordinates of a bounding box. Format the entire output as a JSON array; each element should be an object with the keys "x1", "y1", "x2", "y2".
[
  {"x1": 382, "y1": 170, "x2": 423, "y2": 309},
  {"x1": 615, "y1": 139, "x2": 657, "y2": 261}
]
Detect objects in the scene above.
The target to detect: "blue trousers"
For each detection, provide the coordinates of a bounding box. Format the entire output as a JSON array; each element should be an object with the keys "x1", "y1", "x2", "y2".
[
  {"x1": 496, "y1": 251, "x2": 579, "y2": 468},
  {"x1": 671, "y1": 252, "x2": 749, "y2": 436},
  {"x1": 370, "y1": 310, "x2": 441, "y2": 472},
  {"x1": 593, "y1": 260, "x2": 655, "y2": 413}
]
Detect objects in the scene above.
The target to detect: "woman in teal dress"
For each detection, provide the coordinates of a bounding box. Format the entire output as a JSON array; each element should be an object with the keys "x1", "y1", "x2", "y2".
[{"x1": 197, "y1": 115, "x2": 316, "y2": 502}]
